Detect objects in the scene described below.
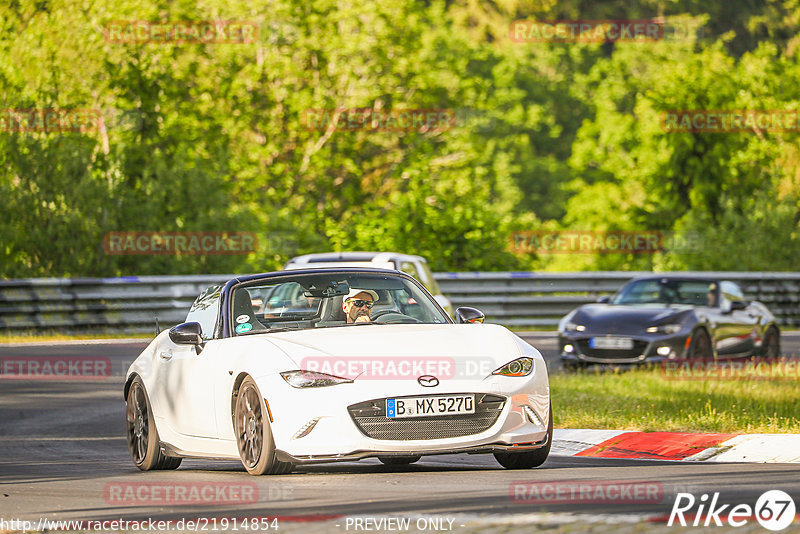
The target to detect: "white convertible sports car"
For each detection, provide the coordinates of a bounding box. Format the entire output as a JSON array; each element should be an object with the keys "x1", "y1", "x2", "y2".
[{"x1": 125, "y1": 268, "x2": 551, "y2": 475}]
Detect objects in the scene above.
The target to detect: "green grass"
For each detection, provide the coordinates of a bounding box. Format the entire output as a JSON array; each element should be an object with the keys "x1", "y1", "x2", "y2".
[
  {"x1": 550, "y1": 366, "x2": 800, "y2": 434},
  {"x1": 508, "y1": 326, "x2": 558, "y2": 333}
]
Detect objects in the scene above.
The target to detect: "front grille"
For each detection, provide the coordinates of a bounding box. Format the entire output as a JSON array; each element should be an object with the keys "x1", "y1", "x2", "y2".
[
  {"x1": 348, "y1": 394, "x2": 505, "y2": 441},
  {"x1": 576, "y1": 339, "x2": 649, "y2": 360}
]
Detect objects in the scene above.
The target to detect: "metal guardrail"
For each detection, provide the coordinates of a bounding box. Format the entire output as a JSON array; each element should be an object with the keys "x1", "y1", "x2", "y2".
[
  {"x1": 0, "y1": 275, "x2": 231, "y2": 333},
  {"x1": 1, "y1": 272, "x2": 798, "y2": 332}
]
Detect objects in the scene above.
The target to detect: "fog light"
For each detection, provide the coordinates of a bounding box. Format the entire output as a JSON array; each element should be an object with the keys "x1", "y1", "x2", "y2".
[
  {"x1": 563, "y1": 344, "x2": 574, "y2": 353},
  {"x1": 523, "y1": 406, "x2": 542, "y2": 426},
  {"x1": 657, "y1": 346, "x2": 671, "y2": 356}
]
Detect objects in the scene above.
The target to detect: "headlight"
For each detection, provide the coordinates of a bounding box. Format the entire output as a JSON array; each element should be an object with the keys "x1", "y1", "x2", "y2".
[
  {"x1": 646, "y1": 324, "x2": 681, "y2": 334},
  {"x1": 280, "y1": 370, "x2": 353, "y2": 388},
  {"x1": 564, "y1": 322, "x2": 586, "y2": 332},
  {"x1": 492, "y1": 357, "x2": 534, "y2": 377}
]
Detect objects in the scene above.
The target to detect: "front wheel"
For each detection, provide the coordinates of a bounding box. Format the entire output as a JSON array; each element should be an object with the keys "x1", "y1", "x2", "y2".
[
  {"x1": 762, "y1": 327, "x2": 780, "y2": 358},
  {"x1": 234, "y1": 377, "x2": 294, "y2": 475},
  {"x1": 687, "y1": 329, "x2": 713, "y2": 359},
  {"x1": 125, "y1": 376, "x2": 182, "y2": 471},
  {"x1": 494, "y1": 405, "x2": 552, "y2": 469}
]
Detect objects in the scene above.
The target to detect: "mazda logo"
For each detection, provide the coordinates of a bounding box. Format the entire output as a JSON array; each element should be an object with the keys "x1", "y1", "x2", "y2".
[{"x1": 418, "y1": 375, "x2": 439, "y2": 387}]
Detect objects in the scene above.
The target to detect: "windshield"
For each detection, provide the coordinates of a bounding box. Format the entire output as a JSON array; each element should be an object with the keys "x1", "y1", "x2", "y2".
[
  {"x1": 230, "y1": 272, "x2": 449, "y2": 335},
  {"x1": 611, "y1": 279, "x2": 718, "y2": 307}
]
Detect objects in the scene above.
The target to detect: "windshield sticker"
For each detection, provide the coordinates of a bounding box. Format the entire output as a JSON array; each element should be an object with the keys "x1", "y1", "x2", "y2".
[
  {"x1": 235, "y1": 323, "x2": 252, "y2": 334},
  {"x1": 236, "y1": 314, "x2": 250, "y2": 324}
]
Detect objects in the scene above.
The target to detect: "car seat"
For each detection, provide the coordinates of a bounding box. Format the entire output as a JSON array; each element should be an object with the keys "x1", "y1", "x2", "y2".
[{"x1": 318, "y1": 295, "x2": 347, "y2": 324}]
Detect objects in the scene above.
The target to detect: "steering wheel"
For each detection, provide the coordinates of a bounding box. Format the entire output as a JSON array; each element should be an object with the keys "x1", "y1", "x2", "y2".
[{"x1": 371, "y1": 310, "x2": 421, "y2": 324}]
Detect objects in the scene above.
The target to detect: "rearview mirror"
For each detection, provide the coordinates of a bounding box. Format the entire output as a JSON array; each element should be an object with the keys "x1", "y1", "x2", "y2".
[
  {"x1": 597, "y1": 295, "x2": 611, "y2": 303},
  {"x1": 169, "y1": 322, "x2": 203, "y2": 345},
  {"x1": 303, "y1": 280, "x2": 350, "y2": 298},
  {"x1": 456, "y1": 307, "x2": 485, "y2": 324},
  {"x1": 730, "y1": 300, "x2": 748, "y2": 311}
]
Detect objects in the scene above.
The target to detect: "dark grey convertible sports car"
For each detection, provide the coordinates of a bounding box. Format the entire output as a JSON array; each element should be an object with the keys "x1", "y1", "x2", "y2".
[{"x1": 559, "y1": 275, "x2": 781, "y2": 367}]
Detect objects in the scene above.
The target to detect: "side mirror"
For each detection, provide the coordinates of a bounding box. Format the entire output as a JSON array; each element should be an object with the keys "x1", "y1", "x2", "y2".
[
  {"x1": 730, "y1": 300, "x2": 748, "y2": 311},
  {"x1": 169, "y1": 322, "x2": 203, "y2": 345},
  {"x1": 597, "y1": 295, "x2": 611, "y2": 304},
  {"x1": 456, "y1": 307, "x2": 485, "y2": 324}
]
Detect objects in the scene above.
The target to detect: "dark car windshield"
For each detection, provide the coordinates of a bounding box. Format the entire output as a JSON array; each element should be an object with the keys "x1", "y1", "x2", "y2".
[
  {"x1": 231, "y1": 272, "x2": 449, "y2": 335},
  {"x1": 611, "y1": 279, "x2": 717, "y2": 306}
]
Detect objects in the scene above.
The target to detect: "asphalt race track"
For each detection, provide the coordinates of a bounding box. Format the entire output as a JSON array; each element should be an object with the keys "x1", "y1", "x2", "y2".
[{"x1": 1, "y1": 335, "x2": 800, "y2": 532}]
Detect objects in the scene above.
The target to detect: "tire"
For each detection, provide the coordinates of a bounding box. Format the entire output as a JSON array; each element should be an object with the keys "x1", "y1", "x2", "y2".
[
  {"x1": 125, "y1": 376, "x2": 182, "y2": 471},
  {"x1": 762, "y1": 327, "x2": 781, "y2": 358},
  {"x1": 494, "y1": 405, "x2": 552, "y2": 470},
  {"x1": 378, "y1": 456, "x2": 421, "y2": 466},
  {"x1": 234, "y1": 377, "x2": 294, "y2": 475},
  {"x1": 688, "y1": 329, "x2": 713, "y2": 359}
]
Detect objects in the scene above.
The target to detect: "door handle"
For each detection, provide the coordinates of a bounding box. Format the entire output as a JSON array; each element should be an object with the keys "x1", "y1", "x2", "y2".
[{"x1": 159, "y1": 351, "x2": 173, "y2": 361}]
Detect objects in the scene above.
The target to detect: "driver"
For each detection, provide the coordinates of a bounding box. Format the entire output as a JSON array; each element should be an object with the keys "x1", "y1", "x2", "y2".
[
  {"x1": 706, "y1": 283, "x2": 718, "y2": 307},
  {"x1": 342, "y1": 288, "x2": 378, "y2": 324}
]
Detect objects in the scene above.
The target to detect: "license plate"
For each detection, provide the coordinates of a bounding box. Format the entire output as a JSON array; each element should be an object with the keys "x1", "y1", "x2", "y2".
[
  {"x1": 589, "y1": 337, "x2": 634, "y2": 350},
  {"x1": 386, "y1": 395, "x2": 475, "y2": 418}
]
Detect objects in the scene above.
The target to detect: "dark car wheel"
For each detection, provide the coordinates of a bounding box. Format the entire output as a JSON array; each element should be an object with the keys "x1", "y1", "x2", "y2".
[
  {"x1": 378, "y1": 456, "x2": 421, "y2": 465},
  {"x1": 126, "y1": 376, "x2": 182, "y2": 471},
  {"x1": 687, "y1": 329, "x2": 713, "y2": 359},
  {"x1": 234, "y1": 377, "x2": 294, "y2": 475},
  {"x1": 762, "y1": 327, "x2": 780, "y2": 358},
  {"x1": 494, "y1": 405, "x2": 552, "y2": 469}
]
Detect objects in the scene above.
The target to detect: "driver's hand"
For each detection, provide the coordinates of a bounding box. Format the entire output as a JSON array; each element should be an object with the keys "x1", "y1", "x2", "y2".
[{"x1": 354, "y1": 315, "x2": 371, "y2": 323}]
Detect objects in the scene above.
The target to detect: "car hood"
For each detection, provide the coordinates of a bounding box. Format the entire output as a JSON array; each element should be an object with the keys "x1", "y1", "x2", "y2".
[
  {"x1": 570, "y1": 304, "x2": 690, "y2": 334},
  {"x1": 253, "y1": 323, "x2": 530, "y2": 375}
]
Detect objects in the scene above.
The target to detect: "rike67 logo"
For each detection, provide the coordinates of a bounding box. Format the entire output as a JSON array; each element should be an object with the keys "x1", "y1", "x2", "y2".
[{"x1": 669, "y1": 490, "x2": 796, "y2": 531}]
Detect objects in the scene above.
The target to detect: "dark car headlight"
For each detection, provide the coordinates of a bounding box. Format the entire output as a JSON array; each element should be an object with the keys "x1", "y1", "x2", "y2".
[
  {"x1": 492, "y1": 357, "x2": 534, "y2": 377},
  {"x1": 646, "y1": 324, "x2": 681, "y2": 334},
  {"x1": 564, "y1": 321, "x2": 586, "y2": 333}
]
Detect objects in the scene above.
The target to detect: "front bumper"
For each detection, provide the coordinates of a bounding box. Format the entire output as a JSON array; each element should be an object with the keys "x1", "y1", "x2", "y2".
[
  {"x1": 558, "y1": 333, "x2": 690, "y2": 364},
  {"x1": 275, "y1": 435, "x2": 550, "y2": 464},
  {"x1": 254, "y1": 368, "x2": 550, "y2": 460}
]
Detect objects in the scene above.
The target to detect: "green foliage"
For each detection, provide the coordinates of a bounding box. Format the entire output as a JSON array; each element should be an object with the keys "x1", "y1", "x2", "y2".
[
  {"x1": 657, "y1": 191, "x2": 800, "y2": 271},
  {"x1": 1, "y1": 0, "x2": 799, "y2": 277},
  {"x1": 560, "y1": 36, "x2": 800, "y2": 271}
]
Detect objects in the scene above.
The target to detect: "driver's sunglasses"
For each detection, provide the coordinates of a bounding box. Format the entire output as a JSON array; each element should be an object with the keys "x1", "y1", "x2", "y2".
[{"x1": 346, "y1": 298, "x2": 374, "y2": 309}]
